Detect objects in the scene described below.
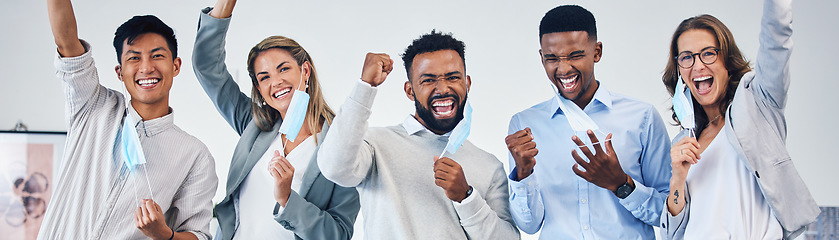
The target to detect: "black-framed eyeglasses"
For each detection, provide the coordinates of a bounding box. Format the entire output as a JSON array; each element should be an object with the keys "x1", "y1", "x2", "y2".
[{"x1": 676, "y1": 47, "x2": 719, "y2": 69}]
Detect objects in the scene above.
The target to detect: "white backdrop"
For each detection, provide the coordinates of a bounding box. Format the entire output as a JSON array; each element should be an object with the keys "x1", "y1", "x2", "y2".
[{"x1": 2, "y1": 0, "x2": 837, "y2": 239}]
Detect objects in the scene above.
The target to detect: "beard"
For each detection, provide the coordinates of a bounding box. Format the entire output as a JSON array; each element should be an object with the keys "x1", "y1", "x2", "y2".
[{"x1": 414, "y1": 92, "x2": 467, "y2": 134}]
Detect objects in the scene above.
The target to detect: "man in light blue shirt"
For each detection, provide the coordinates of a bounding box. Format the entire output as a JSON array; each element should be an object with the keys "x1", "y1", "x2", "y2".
[{"x1": 505, "y1": 5, "x2": 671, "y2": 239}]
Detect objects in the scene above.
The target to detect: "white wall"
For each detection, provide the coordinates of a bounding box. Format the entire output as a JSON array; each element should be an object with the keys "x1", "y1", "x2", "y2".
[{"x1": 2, "y1": 0, "x2": 836, "y2": 239}]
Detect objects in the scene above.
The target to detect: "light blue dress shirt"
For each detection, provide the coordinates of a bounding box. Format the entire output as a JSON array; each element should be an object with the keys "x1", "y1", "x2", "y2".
[{"x1": 507, "y1": 83, "x2": 671, "y2": 239}]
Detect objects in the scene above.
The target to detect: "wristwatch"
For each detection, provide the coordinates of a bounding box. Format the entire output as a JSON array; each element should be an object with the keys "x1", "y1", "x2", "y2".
[
  {"x1": 613, "y1": 177, "x2": 635, "y2": 199},
  {"x1": 464, "y1": 185, "x2": 473, "y2": 199}
]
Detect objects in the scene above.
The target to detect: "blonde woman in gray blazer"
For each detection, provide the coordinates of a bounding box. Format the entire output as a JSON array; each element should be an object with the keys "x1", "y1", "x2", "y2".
[{"x1": 192, "y1": 0, "x2": 359, "y2": 239}]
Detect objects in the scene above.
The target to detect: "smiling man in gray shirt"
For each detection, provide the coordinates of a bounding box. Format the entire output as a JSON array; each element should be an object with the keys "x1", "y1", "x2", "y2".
[
  {"x1": 38, "y1": 0, "x2": 217, "y2": 239},
  {"x1": 318, "y1": 31, "x2": 519, "y2": 239}
]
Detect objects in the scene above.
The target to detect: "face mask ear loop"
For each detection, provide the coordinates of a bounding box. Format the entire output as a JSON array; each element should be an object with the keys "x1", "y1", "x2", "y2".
[
  {"x1": 133, "y1": 172, "x2": 140, "y2": 206},
  {"x1": 281, "y1": 138, "x2": 290, "y2": 158},
  {"x1": 142, "y1": 164, "x2": 156, "y2": 201},
  {"x1": 299, "y1": 63, "x2": 307, "y2": 92}
]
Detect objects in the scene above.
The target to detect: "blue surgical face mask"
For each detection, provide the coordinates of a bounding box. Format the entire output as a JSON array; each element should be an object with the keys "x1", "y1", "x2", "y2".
[
  {"x1": 552, "y1": 84, "x2": 601, "y2": 133},
  {"x1": 121, "y1": 110, "x2": 156, "y2": 204},
  {"x1": 440, "y1": 101, "x2": 472, "y2": 157},
  {"x1": 550, "y1": 83, "x2": 609, "y2": 155},
  {"x1": 673, "y1": 76, "x2": 696, "y2": 137},
  {"x1": 278, "y1": 66, "x2": 310, "y2": 142},
  {"x1": 121, "y1": 113, "x2": 146, "y2": 171}
]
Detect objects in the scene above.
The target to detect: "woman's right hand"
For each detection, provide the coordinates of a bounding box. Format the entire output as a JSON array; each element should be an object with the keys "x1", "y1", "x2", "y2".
[
  {"x1": 268, "y1": 150, "x2": 295, "y2": 207},
  {"x1": 670, "y1": 137, "x2": 701, "y2": 180}
]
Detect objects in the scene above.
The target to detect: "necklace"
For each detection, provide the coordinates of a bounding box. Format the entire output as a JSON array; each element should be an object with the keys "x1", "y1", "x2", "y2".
[{"x1": 705, "y1": 115, "x2": 722, "y2": 128}]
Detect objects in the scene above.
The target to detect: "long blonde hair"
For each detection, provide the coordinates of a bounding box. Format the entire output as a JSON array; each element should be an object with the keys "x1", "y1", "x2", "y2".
[{"x1": 246, "y1": 36, "x2": 334, "y2": 139}]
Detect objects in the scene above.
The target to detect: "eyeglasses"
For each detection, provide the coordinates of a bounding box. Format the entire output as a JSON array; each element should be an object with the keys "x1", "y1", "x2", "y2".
[{"x1": 676, "y1": 47, "x2": 719, "y2": 69}]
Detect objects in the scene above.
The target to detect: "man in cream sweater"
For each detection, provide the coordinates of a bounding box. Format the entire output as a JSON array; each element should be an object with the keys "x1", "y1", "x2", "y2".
[{"x1": 318, "y1": 31, "x2": 520, "y2": 239}]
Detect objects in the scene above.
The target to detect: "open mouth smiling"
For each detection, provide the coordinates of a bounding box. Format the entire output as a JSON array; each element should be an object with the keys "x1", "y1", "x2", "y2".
[
  {"x1": 431, "y1": 98, "x2": 456, "y2": 119},
  {"x1": 693, "y1": 75, "x2": 714, "y2": 95},
  {"x1": 558, "y1": 75, "x2": 578, "y2": 91},
  {"x1": 272, "y1": 87, "x2": 291, "y2": 99}
]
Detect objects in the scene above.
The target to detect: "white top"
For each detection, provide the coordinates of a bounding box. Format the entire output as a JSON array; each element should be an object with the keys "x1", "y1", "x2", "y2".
[
  {"x1": 684, "y1": 125, "x2": 782, "y2": 239},
  {"x1": 234, "y1": 134, "x2": 315, "y2": 240}
]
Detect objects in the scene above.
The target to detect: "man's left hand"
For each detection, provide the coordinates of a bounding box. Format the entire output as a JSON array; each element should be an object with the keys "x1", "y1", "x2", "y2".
[
  {"x1": 433, "y1": 156, "x2": 470, "y2": 202},
  {"x1": 135, "y1": 199, "x2": 173, "y2": 240},
  {"x1": 570, "y1": 130, "x2": 629, "y2": 192}
]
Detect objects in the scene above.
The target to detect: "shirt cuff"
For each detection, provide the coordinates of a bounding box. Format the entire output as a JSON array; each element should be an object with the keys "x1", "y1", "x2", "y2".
[
  {"x1": 349, "y1": 79, "x2": 377, "y2": 108},
  {"x1": 508, "y1": 168, "x2": 538, "y2": 204},
  {"x1": 662, "y1": 201, "x2": 688, "y2": 234},
  {"x1": 452, "y1": 187, "x2": 483, "y2": 218},
  {"x1": 54, "y1": 40, "x2": 92, "y2": 72}
]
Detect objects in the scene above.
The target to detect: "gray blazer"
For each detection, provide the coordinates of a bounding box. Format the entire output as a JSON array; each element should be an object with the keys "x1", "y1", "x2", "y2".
[
  {"x1": 662, "y1": 0, "x2": 819, "y2": 239},
  {"x1": 192, "y1": 7, "x2": 359, "y2": 240}
]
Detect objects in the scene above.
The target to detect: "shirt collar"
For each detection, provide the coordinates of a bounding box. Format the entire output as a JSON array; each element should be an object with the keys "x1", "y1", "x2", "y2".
[
  {"x1": 402, "y1": 115, "x2": 451, "y2": 137},
  {"x1": 127, "y1": 105, "x2": 175, "y2": 137},
  {"x1": 550, "y1": 81, "x2": 613, "y2": 118}
]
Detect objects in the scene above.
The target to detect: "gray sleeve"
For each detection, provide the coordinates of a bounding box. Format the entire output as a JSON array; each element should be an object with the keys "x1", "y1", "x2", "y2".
[
  {"x1": 317, "y1": 81, "x2": 377, "y2": 187},
  {"x1": 55, "y1": 41, "x2": 121, "y2": 129},
  {"x1": 192, "y1": 7, "x2": 254, "y2": 135},
  {"x1": 749, "y1": 0, "x2": 793, "y2": 110},
  {"x1": 273, "y1": 183, "x2": 360, "y2": 240},
  {"x1": 458, "y1": 162, "x2": 521, "y2": 239},
  {"x1": 171, "y1": 150, "x2": 218, "y2": 240}
]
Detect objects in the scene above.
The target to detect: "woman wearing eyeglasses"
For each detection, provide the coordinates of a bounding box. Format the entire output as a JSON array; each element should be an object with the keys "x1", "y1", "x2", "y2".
[
  {"x1": 192, "y1": 0, "x2": 360, "y2": 239},
  {"x1": 660, "y1": 0, "x2": 818, "y2": 239}
]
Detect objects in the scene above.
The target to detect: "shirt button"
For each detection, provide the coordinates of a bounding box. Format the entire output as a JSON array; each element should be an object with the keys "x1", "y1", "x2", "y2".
[
  {"x1": 581, "y1": 199, "x2": 587, "y2": 204},
  {"x1": 583, "y1": 225, "x2": 589, "y2": 230}
]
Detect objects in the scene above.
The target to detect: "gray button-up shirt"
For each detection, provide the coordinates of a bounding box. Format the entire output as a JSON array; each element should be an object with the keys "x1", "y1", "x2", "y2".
[{"x1": 37, "y1": 41, "x2": 217, "y2": 240}]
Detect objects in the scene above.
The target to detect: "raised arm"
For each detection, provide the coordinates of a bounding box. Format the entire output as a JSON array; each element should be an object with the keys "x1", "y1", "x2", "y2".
[
  {"x1": 505, "y1": 116, "x2": 546, "y2": 234},
  {"x1": 317, "y1": 53, "x2": 392, "y2": 187},
  {"x1": 193, "y1": 1, "x2": 253, "y2": 134},
  {"x1": 209, "y1": 0, "x2": 236, "y2": 19},
  {"x1": 47, "y1": 0, "x2": 84, "y2": 57},
  {"x1": 750, "y1": 0, "x2": 793, "y2": 109}
]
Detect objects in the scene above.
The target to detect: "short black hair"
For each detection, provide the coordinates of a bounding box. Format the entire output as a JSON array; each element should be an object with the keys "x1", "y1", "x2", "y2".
[
  {"x1": 113, "y1": 15, "x2": 178, "y2": 64},
  {"x1": 539, "y1": 5, "x2": 597, "y2": 41},
  {"x1": 401, "y1": 30, "x2": 466, "y2": 80}
]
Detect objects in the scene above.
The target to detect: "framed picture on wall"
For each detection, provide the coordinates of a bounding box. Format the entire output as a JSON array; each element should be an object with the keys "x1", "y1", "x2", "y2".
[{"x1": 0, "y1": 131, "x2": 66, "y2": 240}]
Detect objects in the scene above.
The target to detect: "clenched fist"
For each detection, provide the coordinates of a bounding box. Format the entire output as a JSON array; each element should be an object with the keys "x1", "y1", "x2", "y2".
[
  {"x1": 360, "y1": 53, "x2": 394, "y2": 87},
  {"x1": 506, "y1": 127, "x2": 538, "y2": 181},
  {"x1": 433, "y1": 156, "x2": 470, "y2": 202}
]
